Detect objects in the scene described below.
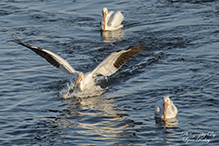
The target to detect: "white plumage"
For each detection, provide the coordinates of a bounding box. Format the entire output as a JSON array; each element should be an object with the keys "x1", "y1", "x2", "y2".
[
  {"x1": 154, "y1": 96, "x2": 178, "y2": 120},
  {"x1": 15, "y1": 39, "x2": 144, "y2": 91},
  {"x1": 101, "y1": 7, "x2": 124, "y2": 31}
]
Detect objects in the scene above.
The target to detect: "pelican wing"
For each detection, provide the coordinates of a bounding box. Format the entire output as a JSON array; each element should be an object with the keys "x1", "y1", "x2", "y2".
[
  {"x1": 91, "y1": 43, "x2": 144, "y2": 77},
  {"x1": 108, "y1": 11, "x2": 124, "y2": 27},
  {"x1": 15, "y1": 39, "x2": 77, "y2": 74},
  {"x1": 154, "y1": 100, "x2": 163, "y2": 118},
  {"x1": 106, "y1": 11, "x2": 114, "y2": 22}
]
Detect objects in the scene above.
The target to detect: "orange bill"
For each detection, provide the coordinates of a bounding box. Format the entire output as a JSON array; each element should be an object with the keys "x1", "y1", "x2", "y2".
[
  {"x1": 75, "y1": 73, "x2": 83, "y2": 87},
  {"x1": 163, "y1": 101, "x2": 169, "y2": 121}
]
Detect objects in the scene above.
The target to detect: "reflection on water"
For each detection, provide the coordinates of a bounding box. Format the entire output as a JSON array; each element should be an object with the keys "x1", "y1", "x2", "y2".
[
  {"x1": 155, "y1": 117, "x2": 179, "y2": 127},
  {"x1": 2, "y1": 0, "x2": 219, "y2": 145},
  {"x1": 101, "y1": 29, "x2": 125, "y2": 43},
  {"x1": 76, "y1": 96, "x2": 127, "y2": 141},
  {"x1": 47, "y1": 94, "x2": 132, "y2": 145},
  {"x1": 155, "y1": 117, "x2": 179, "y2": 145}
]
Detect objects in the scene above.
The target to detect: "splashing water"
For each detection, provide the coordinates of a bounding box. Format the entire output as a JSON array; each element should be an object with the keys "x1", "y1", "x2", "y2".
[{"x1": 59, "y1": 80, "x2": 105, "y2": 99}]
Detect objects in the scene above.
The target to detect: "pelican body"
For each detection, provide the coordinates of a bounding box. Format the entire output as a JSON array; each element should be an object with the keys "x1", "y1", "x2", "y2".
[
  {"x1": 154, "y1": 96, "x2": 178, "y2": 120},
  {"x1": 15, "y1": 39, "x2": 144, "y2": 92},
  {"x1": 101, "y1": 7, "x2": 124, "y2": 31}
]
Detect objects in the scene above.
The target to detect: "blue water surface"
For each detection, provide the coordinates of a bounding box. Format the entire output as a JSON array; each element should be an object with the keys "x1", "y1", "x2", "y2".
[{"x1": 1, "y1": 0, "x2": 219, "y2": 145}]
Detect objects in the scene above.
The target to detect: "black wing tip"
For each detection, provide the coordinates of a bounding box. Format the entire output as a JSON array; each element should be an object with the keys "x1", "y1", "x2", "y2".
[
  {"x1": 11, "y1": 36, "x2": 60, "y2": 69},
  {"x1": 113, "y1": 42, "x2": 145, "y2": 69},
  {"x1": 10, "y1": 35, "x2": 22, "y2": 44},
  {"x1": 133, "y1": 41, "x2": 146, "y2": 50},
  {"x1": 10, "y1": 35, "x2": 29, "y2": 48},
  {"x1": 11, "y1": 36, "x2": 42, "y2": 51},
  {"x1": 125, "y1": 41, "x2": 146, "y2": 51}
]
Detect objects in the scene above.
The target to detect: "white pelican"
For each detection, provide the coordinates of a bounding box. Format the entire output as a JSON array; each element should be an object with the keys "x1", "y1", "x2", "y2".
[
  {"x1": 101, "y1": 7, "x2": 124, "y2": 31},
  {"x1": 15, "y1": 39, "x2": 144, "y2": 91},
  {"x1": 154, "y1": 96, "x2": 178, "y2": 120}
]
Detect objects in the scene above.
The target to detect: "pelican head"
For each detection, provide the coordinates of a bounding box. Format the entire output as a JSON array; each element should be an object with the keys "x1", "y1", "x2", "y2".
[
  {"x1": 102, "y1": 7, "x2": 108, "y2": 31},
  {"x1": 102, "y1": 7, "x2": 108, "y2": 15},
  {"x1": 154, "y1": 96, "x2": 178, "y2": 121},
  {"x1": 163, "y1": 96, "x2": 171, "y2": 121},
  {"x1": 75, "y1": 72, "x2": 83, "y2": 88}
]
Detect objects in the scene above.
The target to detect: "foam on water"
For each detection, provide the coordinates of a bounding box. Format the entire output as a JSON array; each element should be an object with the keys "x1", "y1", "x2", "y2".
[{"x1": 59, "y1": 80, "x2": 105, "y2": 99}]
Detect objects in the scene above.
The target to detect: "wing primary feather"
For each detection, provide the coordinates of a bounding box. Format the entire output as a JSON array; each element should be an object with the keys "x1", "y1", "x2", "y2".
[
  {"x1": 91, "y1": 42, "x2": 145, "y2": 77},
  {"x1": 15, "y1": 39, "x2": 60, "y2": 68},
  {"x1": 113, "y1": 42, "x2": 146, "y2": 69},
  {"x1": 14, "y1": 37, "x2": 77, "y2": 74}
]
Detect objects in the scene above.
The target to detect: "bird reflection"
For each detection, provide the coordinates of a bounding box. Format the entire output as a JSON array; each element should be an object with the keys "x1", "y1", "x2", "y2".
[
  {"x1": 155, "y1": 117, "x2": 179, "y2": 127},
  {"x1": 50, "y1": 95, "x2": 133, "y2": 144},
  {"x1": 101, "y1": 29, "x2": 125, "y2": 43},
  {"x1": 155, "y1": 117, "x2": 179, "y2": 145}
]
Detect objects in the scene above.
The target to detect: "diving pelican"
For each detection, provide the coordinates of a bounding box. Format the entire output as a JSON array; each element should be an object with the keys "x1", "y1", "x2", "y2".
[
  {"x1": 101, "y1": 7, "x2": 124, "y2": 31},
  {"x1": 15, "y1": 39, "x2": 144, "y2": 91},
  {"x1": 154, "y1": 96, "x2": 178, "y2": 120}
]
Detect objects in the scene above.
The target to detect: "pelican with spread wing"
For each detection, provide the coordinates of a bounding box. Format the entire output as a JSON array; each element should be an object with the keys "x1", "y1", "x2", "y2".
[
  {"x1": 15, "y1": 39, "x2": 144, "y2": 91},
  {"x1": 101, "y1": 7, "x2": 124, "y2": 31}
]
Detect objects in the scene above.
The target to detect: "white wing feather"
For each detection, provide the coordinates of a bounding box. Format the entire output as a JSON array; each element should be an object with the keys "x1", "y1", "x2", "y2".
[
  {"x1": 108, "y1": 11, "x2": 124, "y2": 27},
  {"x1": 91, "y1": 43, "x2": 144, "y2": 77},
  {"x1": 43, "y1": 49, "x2": 77, "y2": 74},
  {"x1": 106, "y1": 11, "x2": 114, "y2": 22},
  {"x1": 91, "y1": 50, "x2": 127, "y2": 77},
  {"x1": 16, "y1": 39, "x2": 144, "y2": 78},
  {"x1": 154, "y1": 100, "x2": 163, "y2": 118}
]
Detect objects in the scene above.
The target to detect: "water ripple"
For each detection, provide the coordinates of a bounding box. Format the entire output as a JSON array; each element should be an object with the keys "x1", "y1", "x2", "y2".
[{"x1": 1, "y1": 0, "x2": 219, "y2": 145}]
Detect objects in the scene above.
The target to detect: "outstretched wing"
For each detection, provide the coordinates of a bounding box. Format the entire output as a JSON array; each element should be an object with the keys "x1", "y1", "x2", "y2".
[
  {"x1": 15, "y1": 39, "x2": 77, "y2": 74},
  {"x1": 91, "y1": 42, "x2": 145, "y2": 77}
]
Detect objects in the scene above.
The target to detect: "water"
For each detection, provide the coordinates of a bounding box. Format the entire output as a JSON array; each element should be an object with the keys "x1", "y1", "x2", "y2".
[{"x1": 1, "y1": 0, "x2": 219, "y2": 145}]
